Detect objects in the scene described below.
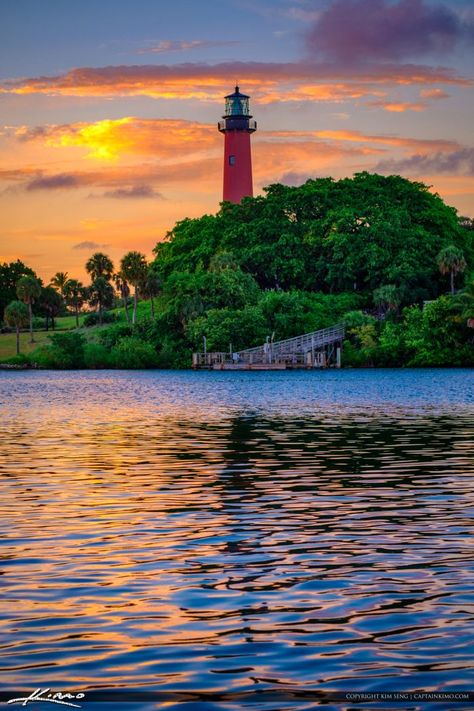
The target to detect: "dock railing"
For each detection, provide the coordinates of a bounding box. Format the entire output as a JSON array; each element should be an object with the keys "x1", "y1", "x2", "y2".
[
  {"x1": 236, "y1": 323, "x2": 345, "y2": 364},
  {"x1": 192, "y1": 352, "x2": 228, "y2": 368},
  {"x1": 192, "y1": 324, "x2": 345, "y2": 368}
]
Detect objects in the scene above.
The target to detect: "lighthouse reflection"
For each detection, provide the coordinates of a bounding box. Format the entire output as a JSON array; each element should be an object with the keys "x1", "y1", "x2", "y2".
[{"x1": 164, "y1": 408, "x2": 474, "y2": 690}]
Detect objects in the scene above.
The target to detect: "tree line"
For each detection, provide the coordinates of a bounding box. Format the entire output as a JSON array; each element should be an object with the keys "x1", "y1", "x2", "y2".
[
  {"x1": 1, "y1": 250, "x2": 159, "y2": 355},
  {"x1": 1, "y1": 172, "x2": 473, "y2": 367}
]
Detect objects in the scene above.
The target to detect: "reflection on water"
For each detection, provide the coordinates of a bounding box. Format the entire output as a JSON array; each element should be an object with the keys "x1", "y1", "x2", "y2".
[{"x1": 0, "y1": 370, "x2": 473, "y2": 710}]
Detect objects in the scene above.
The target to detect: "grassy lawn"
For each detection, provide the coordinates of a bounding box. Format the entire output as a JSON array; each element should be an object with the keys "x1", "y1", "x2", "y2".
[
  {"x1": 0, "y1": 313, "x2": 87, "y2": 361},
  {"x1": 55, "y1": 314, "x2": 86, "y2": 329},
  {"x1": 0, "y1": 331, "x2": 51, "y2": 360},
  {"x1": 0, "y1": 304, "x2": 157, "y2": 361},
  {"x1": 113, "y1": 300, "x2": 154, "y2": 322}
]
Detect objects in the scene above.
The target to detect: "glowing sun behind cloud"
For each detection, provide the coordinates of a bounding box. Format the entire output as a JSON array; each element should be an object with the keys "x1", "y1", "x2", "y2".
[{"x1": 52, "y1": 118, "x2": 134, "y2": 160}]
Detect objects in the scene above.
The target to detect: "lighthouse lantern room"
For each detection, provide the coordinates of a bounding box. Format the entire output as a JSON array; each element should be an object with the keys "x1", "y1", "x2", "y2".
[{"x1": 218, "y1": 86, "x2": 256, "y2": 203}]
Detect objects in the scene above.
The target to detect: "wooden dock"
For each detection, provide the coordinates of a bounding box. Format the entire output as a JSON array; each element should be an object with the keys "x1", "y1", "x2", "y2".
[{"x1": 192, "y1": 324, "x2": 345, "y2": 370}]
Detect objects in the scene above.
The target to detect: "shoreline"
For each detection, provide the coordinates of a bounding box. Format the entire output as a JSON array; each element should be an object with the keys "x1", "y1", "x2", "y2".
[{"x1": 1, "y1": 363, "x2": 473, "y2": 371}]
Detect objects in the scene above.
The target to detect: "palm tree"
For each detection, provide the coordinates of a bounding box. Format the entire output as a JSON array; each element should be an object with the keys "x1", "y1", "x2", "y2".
[
  {"x1": 178, "y1": 294, "x2": 204, "y2": 328},
  {"x1": 4, "y1": 301, "x2": 29, "y2": 355},
  {"x1": 437, "y1": 246, "x2": 467, "y2": 295},
  {"x1": 16, "y1": 275, "x2": 41, "y2": 343},
  {"x1": 141, "y1": 269, "x2": 161, "y2": 319},
  {"x1": 64, "y1": 279, "x2": 86, "y2": 328},
  {"x1": 452, "y1": 278, "x2": 474, "y2": 329},
  {"x1": 373, "y1": 284, "x2": 401, "y2": 315},
  {"x1": 39, "y1": 286, "x2": 63, "y2": 330},
  {"x1": 120, "y1": 252, "x2": 148, "y2": 325},
  {"x1": 50, "y1": 271, "x2": 69, "y2": 297},
  {"x1": 85, "y1": 253, "x2": 114, "y2": 282},
  {"x1": 113, "y1": 272, "x2": 131, "y2": 324},
  {"x1": 88, "y1": 277, "x2": 114, "y2": 326}
]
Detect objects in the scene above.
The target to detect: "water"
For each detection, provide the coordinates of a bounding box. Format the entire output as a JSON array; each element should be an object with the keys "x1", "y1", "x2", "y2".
[{"x1": 0, "y1": 369, "x2": 473, "y2": 710}]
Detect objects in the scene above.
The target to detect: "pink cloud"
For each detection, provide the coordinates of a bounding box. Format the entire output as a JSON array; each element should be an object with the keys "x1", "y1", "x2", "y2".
[{"x1": 0, "y1": 60, "x2": 469, "y2": 104}]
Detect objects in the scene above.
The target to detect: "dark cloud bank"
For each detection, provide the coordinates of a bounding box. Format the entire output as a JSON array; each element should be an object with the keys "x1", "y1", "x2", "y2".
[
  {"x1": 306, "y1": 0, "x2": 474, "y2": 62},
  {"x1": 377, "y1": 147, "x2": 474, "y2": 176}
]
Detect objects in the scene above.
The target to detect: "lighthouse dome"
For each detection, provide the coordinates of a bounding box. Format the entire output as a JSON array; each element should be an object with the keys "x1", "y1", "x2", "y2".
[{"x1": 224, "y1": 86, "x2": 251, "y2": 118}]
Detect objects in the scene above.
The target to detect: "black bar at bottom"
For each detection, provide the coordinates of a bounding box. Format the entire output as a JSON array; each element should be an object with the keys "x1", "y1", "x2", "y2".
[{"x1": 1, "y1": 689, "x2": 474, "y2": 704}]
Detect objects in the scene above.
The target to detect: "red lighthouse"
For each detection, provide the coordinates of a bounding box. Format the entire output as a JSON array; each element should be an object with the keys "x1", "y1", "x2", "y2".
[{"x1": 218, "y1": 86, "x2": 257, "y2": 203}]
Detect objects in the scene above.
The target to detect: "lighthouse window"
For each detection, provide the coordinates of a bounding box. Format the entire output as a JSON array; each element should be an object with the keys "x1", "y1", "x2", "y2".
[{"x1": 229, "y1": 155, "x2": 236, "y2": 166}]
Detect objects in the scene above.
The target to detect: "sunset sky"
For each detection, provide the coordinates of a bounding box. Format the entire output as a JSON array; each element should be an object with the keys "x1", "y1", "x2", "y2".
[{"x1": 1, "y1": 0, "x2": 473, "y2": 281}]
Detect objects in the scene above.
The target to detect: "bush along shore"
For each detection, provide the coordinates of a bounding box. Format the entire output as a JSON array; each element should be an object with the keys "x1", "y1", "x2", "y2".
[{"x1": 1, "y1": 173, "x2": 473, "y2": 370}]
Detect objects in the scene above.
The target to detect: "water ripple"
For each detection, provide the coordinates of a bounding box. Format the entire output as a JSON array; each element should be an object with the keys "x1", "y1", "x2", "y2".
[{"x1": 0, "y1": 369, "x2": 473, "y2": 710}]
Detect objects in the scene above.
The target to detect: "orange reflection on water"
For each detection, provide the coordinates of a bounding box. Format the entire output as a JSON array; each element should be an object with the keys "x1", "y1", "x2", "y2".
[{"x1": 1, "y1": 370, "x2": 473, "y2": 695}]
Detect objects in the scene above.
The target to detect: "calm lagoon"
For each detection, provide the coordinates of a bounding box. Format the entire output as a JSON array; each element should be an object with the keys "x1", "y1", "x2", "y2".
[{"x1": 0, "y1": 369, "x2": 473, "y2": 710}]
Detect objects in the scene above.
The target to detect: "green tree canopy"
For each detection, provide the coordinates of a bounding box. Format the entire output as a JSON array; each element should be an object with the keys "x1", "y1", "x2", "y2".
[
  {"x1": 0, "y1": 260, "x2": 37, "y2": 319},
  {"x1": 153, "y1": 173, "x2": 472, "y2": 305}
]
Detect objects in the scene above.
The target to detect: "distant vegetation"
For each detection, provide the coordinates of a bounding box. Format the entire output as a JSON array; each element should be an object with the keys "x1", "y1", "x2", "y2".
[{"x1": 1, "y1": 173, "x2": 473, "y2": 368}]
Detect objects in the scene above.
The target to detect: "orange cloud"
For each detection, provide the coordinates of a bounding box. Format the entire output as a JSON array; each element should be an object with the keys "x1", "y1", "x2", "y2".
[
  {"x1": 0, "y1": 160, "x2": 220, "y2": 191},
  {"x1": 2, "y1": 116, "x2": 471, "y2": 235},
  {"x1": 10, "y1": 118, "x2": 460, "y2": 171},
  {"x1": 14, "y1": 118, "x2": 219, "y2": 161},
  {"x1": 3, "y1": 118, "x2": 467, "y2": 204},
  {"x1": 368, "y1": 100, "x2": 427, "y2": 112},
  {"x1": 257, "y1": 83, "x2": 386, "y2": 104},
  {"x1": 420, "y1": 88, "x2": 450, "y2": 100},
  {"x1": 252, "y1": 139, "x2": 380, "y2": 184},
  {"x1": 1, "y1": 127, "x2": 383, "y2": 200},
  {"x1": 2, "y1": 108, "x2": 473, "y2": 283},
  {"x1": 310, "y1": 129, "x2": 460, "y2": 154},
  {"x1": 0, "y1": 61, "x2": 470, "y2": 103}
]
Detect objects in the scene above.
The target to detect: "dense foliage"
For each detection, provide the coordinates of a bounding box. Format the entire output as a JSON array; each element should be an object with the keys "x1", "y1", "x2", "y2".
[
  {"x1": 144, "y1": 172, "x2": 473, "y2": 366},
  {"x1": 0, "y1": 260, "x2": 37, "y2": 319},
  {"x1": 2, "y1": 173, "x2": 473, "y2": 368},
  {"x1": 154, "y1": 173, "x2": 471, "y2": 299}
]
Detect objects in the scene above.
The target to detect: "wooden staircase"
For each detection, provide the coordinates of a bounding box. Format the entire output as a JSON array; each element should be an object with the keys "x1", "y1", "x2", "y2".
[{"x1": 192, "y1": 324, "x2": 345, "y2": 370}]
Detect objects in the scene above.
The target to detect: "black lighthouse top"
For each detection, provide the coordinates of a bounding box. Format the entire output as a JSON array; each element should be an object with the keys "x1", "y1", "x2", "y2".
[{"x1": 219, "y1": 86, "x2": 257, "y2": 133}]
